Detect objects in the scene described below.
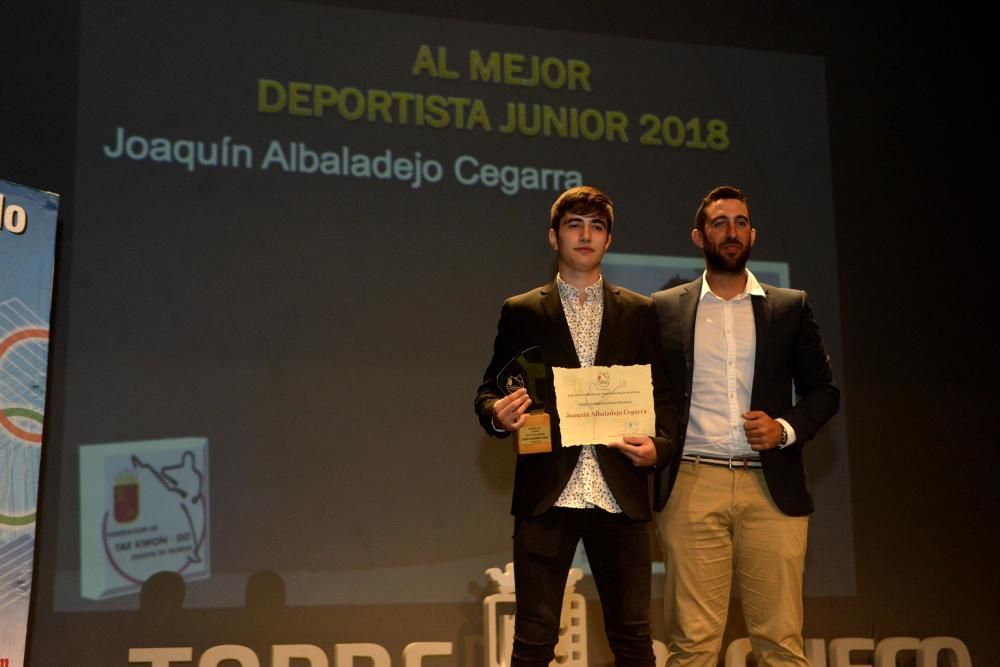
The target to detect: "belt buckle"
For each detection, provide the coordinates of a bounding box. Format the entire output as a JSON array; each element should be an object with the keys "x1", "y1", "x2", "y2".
[{"x1": 729, "y1": 457, "x2": 750, "y2": 470}]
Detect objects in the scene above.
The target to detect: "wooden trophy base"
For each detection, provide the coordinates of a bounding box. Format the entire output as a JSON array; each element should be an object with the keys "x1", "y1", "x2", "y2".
[{"x1": 514, "y1": 411, "x2": 552, "y2": 455}]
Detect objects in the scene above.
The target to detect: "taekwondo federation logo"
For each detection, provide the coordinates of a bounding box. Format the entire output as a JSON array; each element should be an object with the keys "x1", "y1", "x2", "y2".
[
  {"x1": 80, "y1": 438, "x2": 210, "y2": 599},
  {"x1": 102, "y1": 452, "x2": 207, "y2": 581}
]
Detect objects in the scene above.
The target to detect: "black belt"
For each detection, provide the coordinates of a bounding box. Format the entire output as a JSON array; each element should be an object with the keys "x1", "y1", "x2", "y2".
[{"x1": 681, "y1": 453, "x2": 762, "y2": 470}]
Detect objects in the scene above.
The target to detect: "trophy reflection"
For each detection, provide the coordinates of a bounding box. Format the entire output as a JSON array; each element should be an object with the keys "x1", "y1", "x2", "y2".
[{"x1": 497, "y1": 346, "x2": 553, "y2": 455}]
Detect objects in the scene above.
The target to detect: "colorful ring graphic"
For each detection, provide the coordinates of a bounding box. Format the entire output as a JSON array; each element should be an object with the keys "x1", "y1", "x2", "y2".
[
  {"x1": 0, "y1": 329, "x2": 47, "y2": 525},
  {"x1": 0, "y1": 404, "x2": 44, "y2": 525},
  {"x1": 0, "y1": 327, "x2": 48, "y2": 443}
]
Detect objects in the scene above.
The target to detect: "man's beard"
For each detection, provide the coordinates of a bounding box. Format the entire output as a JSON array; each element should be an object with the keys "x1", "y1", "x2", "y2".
[{"x1": 703, "y1": 238, "x2": 751, "y2": 274}]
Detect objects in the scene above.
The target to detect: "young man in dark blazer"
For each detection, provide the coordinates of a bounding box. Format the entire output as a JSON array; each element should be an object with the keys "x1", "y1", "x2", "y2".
[
  {"x1": 475, "y1": 186, "x2": 676, "y2": 667},
  {"x1": 652, "y1": 185, "x2": 840, "y2": 667}
]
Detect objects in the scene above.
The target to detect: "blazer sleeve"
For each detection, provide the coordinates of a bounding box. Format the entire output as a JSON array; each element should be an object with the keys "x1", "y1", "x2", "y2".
[
  {"x1": 641, "y1": 300, "x2": 678, "y2": 467},
  {"x1": 784, "y1": 291, "x2": 840, "y2": 444},
  {"x1": 474, "y1": 299, "x2": 518, "y2": 438}
]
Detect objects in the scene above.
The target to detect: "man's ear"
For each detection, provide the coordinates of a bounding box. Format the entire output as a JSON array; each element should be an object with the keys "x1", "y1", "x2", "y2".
[
  {"x1": 548, "y1": 227, "x2": 558, "y2": 250},
  {"x1": 691, "y1": 227, "x2": 704, "y2": 249},
  {"x1": 749, "y1": 227, "x2": 757, "y2": 247}
]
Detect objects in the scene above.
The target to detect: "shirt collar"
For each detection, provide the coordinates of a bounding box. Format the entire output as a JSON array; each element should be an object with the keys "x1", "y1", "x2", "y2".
[
  {"x1": 699, "y1": 269, "x2": 766, "y2": 302},
  {"x1": 557, "y1": 273, "x2": 603, "y2": 302}
]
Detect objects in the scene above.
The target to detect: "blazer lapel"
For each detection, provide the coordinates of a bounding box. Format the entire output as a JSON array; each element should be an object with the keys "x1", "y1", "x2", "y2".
[
  {"x1": 750, "y1": 289, "x2": 772, "y2": 405},
  {"x1": 679, "y1": 278, "x2": 701, "y2": 383},
  {"x1": 540, "y1": 281, "x2": 580, "y2": 367}
]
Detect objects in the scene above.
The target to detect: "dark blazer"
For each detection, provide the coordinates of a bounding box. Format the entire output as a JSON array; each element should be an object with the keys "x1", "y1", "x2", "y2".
[
  {"x1": 651, "y1": 277, "x2": 839, "y2": 516},
  {"x1": 475, "y1": 280, "x2": 676, "y2": 520}
]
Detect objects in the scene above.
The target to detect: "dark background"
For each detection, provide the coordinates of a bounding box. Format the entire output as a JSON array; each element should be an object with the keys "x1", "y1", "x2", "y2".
[{"x1": 3, "y1": 1, "x2": 995, "y2": 665}]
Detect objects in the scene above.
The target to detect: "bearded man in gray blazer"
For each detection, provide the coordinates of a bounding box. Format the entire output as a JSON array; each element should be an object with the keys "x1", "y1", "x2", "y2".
[{"x1": 652, "y1": 185, "x2": 839, "y2": 667}]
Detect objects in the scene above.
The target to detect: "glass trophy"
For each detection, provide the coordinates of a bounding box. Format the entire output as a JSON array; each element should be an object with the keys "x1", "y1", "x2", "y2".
[{"x1": 496, "y1": 346, "x2": 552, "y2": 455}]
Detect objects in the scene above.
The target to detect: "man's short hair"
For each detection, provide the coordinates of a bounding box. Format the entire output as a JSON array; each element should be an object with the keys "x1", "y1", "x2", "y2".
[
  {"x1": 550, "y1": 186, "x2": 614, "y2": 233},
  {"x1": 694, "y1": 185, "x2": 750, "y2": 232}
]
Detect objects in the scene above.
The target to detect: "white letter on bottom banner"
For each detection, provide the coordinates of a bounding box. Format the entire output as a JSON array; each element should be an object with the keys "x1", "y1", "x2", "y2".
[{"x1": 334, "y1": 643, "x2": 391, "y2": 667}]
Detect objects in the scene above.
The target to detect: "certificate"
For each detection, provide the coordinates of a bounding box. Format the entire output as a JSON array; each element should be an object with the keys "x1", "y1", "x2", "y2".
[{"x1": 552, "y1": 364, "x2": 655, "y2": 446}]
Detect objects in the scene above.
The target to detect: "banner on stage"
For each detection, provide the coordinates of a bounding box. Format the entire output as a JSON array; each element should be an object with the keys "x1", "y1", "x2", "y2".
[{"x1": 0, "y1": 179, "x2": 59, "y2": 667}]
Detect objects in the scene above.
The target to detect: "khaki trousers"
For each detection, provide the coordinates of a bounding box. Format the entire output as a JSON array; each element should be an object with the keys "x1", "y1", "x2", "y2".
[{"x1": 656, "y1": 460, "x2": 809, "y2": 667}]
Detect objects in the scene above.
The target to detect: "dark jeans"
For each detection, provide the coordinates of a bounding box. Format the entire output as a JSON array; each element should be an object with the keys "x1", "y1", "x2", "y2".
[{"x1": 511, "y1": 507, "x2": 655, "y2": 667}]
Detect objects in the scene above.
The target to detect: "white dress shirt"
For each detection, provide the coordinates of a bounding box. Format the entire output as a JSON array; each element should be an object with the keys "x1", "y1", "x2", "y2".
[{"x1": 684, "y1": 270, "x2": 795, "y2": 458}]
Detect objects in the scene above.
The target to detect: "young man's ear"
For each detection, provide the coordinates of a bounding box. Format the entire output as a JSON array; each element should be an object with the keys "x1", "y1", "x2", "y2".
[
  {"x1": 548, "y1": 227, "x2": 558, "y2": 250},
  {"x1": 691, "y1": 227, "x2": 704, "y2": 249}
]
